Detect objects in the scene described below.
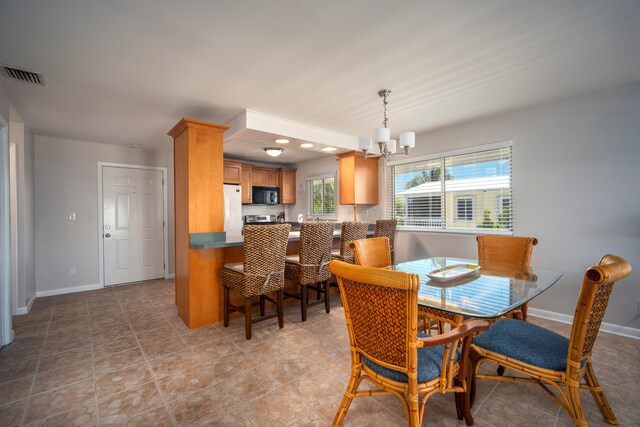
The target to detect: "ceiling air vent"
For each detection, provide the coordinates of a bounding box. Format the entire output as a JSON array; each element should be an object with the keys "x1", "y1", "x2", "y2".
[{"x1": 1, "y1": 64, "x2": 45, "y2": 86}]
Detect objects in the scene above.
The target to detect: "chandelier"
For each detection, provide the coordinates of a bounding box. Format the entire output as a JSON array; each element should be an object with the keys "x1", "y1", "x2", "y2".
[{"x1": 358, "y1": 89, "x2": 415, "y2": 160}]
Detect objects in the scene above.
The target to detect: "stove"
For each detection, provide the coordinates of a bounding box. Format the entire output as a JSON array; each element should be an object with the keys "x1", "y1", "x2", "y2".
[{"x1": 244, "y1": 214, "x2": 278, "y2": 225}]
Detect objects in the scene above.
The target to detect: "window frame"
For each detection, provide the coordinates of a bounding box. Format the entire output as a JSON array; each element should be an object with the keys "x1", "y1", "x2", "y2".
[
  {"x1": 386, "y1": 141, "x2": 513, "y2": 235},
  {"x1": 306, "y1": 173, "x2": 336, "y2": 218}
]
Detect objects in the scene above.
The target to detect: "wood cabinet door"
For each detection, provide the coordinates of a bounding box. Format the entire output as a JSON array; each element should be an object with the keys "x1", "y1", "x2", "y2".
[
  {"x1": 279, "y1": 168, "x2": 296, "y2": 205},
  {"x1": 263, "y1": 168, "x2": 278, "y2": 186},
  {"x1": 223, "y1": 161, "x2": 242, "y2": 184},
  {"x1": 241, "y1": 165, "x2": 252, "y2": 203},
  {"x1": 252, "y1": 168, "x2": 265, "y2": 186}
]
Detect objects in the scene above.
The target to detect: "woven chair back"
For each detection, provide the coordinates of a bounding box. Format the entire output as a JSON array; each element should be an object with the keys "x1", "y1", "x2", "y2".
[
  {"x1": 476, "y1": 235, "x2": 538, "y2": 267},
  {"x1": 568, "y1": 255, "x2": 632, "y2": 366},
  {"x1": 329, "y1": 260, "x2": 420, "y2": 371},
  {"x1": 242, "y1": 224, "x2": 291, "y2": 294},
  {"x1": 349, "y1": 237, "x2": 392, "y2": 268},
  {"x1": 298, "y1": 221, "x2": 335, "y2": 283},
  {"x1": 338, "y1": 221, "x2": 369, "y2": 262},
  {"x1": 374, "y1": 219, "x2": 397, "y2": 252}
]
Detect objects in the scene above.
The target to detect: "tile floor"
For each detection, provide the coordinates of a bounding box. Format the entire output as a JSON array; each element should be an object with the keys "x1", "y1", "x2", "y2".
[{"x1": 1, "y1": 279, "x2": 639, "y2": 426}]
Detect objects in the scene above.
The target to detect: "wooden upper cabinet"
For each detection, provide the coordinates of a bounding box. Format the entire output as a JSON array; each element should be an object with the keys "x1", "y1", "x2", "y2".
[
  {"x1": 241, "y1": 164, "x2": 252, "y2": 204},
  {"x1": 223, "y1": 160, "x2": 242, "y2": 184},
  {"x1": 338, "y1": 151, "x2": 379, "y2": 205},
  {"x1": 252, "y1": 166, "x2": 278, "y2": 187},
  {"x1": 278, "y1": 168, "x2": 297, "y2": 205}
]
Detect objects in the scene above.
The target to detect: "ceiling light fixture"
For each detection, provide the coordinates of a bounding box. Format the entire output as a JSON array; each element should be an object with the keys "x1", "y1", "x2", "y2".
[
  {"x1": 358, "y1": 89, "x2": 415, "y2": 161},
  {"x1": 264, "y1": 147, "x2": 284, "y2": 157},
  {"x1": 300, "y1": 143, "x2": 314, "y2": 148},
  {"x1": 129, "y1": 143, "x2": 142, "y2": 149},
  {"x1": 320, "y1": 147, "x2": 337, "y2": 152},
  {"x1": 275, "y1": 138, "x2": 289, "y2": 144}
]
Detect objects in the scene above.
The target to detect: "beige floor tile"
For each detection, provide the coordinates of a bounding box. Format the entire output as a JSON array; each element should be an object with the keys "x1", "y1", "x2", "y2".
[
  {"x1": 148, "y1": 348, "x2": 204, "y2": 379},
  {"x1": 0, "y1": 398, "x2": 27, "y2": 427},
  {"x1": 203, "y1": 350, "x2": 258, "y2": 380},
  {"x1": 0, "y1": 357, "x2": 39, "y2": 384},
  {"x1": 168, "y1": 391, "x2": 238, "y2": 426},
  {"x1": 42, "y1": 332, "x2": 92, "y2": 355},
  {"x1": 95, "y1": 363, "x2": 153, "y2": 398},
  {"x1": 126, "y1": 404, "x2": 174, "y2": 427},
  {"x1": 214, "y1": 366, "x2": 281, "y2": 406},
  {"x1": 196, "y1": 409, "x2": 253, "y2": 426},
  {"x1": 192, "y1": 337, "x2": 241, "y2": 362},
  {"x1": 0, "y1": 336, "x2": 45, "y2": 360},
  {"x1": 283, "y1": 366, "x2": 349, "y2": 410},
  {"x1": 555, "y1": 386, "x2": 640, "y2": 426},
  {"x1": 24, "y1": 378, "x2": 95, "y2": 424},
  {"x1": 260, "y1": 350, "x2": 322, "y2": 385},
  {"x1": 240, "y1": 385, "x2": 313, "y2": 426},
  {"x1": 97, "y1": 381, "x2": 165, "y2": 425},
  {"x1": 38, "y1": 345, "x2": 93, "y2": 373},
  {"x1": 90, "y1": 323, "x2": 134, "y2": 343},
  {"x1": 0, "y1": 375, "x2": 33, "y2": 405},
  {"x1": 130, "y1": 315, "x2": 172, "y2": 334},
  {"x1": 92, "y1": 334, "x2": 139, "y2": 357},
  {"x1": 181, "y1": 327, "x2": 226, "y2": 346},
  {"x1": 27, "y1": 400, "x2": 98, "y2": 426},
  {"x1": 156, "y1": 363, "x2": 217, "y2": 402},
  {"x1": 94, "y1": 346, "x2": 145, "y2": 375},
  {"x1": 287, "y1": 410, "x2": 331, "y2": 427},
  {"x1": 139, "y1": 335, "x2": 187, "y2": 359},
  {"x1": 32, "y1": 359, "x2": 94, "y2": 394},
  {"x1": 135, "y1": 325, "x2": 181, "y2": 347}
]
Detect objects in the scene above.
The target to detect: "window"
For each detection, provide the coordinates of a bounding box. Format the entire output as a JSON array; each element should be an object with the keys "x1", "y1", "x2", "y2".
[
  {"x1": 307, "y1": 174, "x2": 336, "y2": 216},
  {"x1": 456, "y1": 197, "x2": 474, "y2": 221},
  {"x1": 387, "y1": 143, "x2": 513, "y2": 233}
]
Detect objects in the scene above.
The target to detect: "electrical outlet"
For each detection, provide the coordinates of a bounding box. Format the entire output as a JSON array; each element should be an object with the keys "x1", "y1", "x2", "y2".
[
  {"x1": 68, "y1": 212, "x2": 76, "y2": 221},
  {"x1": 68, "y1": 267, "x2": 76, "y2": 276}
]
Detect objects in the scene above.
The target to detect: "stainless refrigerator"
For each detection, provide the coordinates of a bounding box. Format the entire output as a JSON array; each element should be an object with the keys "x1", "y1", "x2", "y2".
[{"x1": 223, "y1": 184, "x2": 243, "y2": 236}]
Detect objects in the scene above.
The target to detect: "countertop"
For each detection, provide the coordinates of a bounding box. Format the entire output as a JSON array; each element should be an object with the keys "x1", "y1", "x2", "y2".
[{"x1": 189, "y1": 229, "x2": 373, "y2": 249}]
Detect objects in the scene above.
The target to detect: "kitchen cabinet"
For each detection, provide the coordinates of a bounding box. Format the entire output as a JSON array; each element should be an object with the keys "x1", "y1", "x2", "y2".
[
  {"x1": 241, "y1": 164, "x2": 252, "y2": 204},
  {"x1": 252, "y1": 166, "x2": 278, "y2": 187},
  {"x1": 338, "y1": 151, "x2": 379, "y2": 205},
  {"x1": 223, "y1": 160, "x2": 242, "y2": 184},
  {"x1": 278, "y1": 168, "x2": 297, "y2": 205}
]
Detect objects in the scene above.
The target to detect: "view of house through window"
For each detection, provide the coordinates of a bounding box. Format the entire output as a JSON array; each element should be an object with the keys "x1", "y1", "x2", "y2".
[
  {"x1": 307, "y1": 174, "x2": 336, "y2": 216},
  {"x1": 387, "y1": 144, "x2": 513, "y2": 232}
]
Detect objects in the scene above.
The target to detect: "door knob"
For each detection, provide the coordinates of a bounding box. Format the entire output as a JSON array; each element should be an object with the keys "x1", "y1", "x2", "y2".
[{"x1": 105, "y1": 233, "x2": 111, "y2": 238}]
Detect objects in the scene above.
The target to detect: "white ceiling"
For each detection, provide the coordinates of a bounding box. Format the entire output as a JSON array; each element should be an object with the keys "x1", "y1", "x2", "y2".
[{"x1": 1, "y1": 0, "x2": 640, "y2": 163}]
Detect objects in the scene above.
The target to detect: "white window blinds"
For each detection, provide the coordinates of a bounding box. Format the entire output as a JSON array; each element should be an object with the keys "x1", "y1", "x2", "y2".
[
  {"x1": 387, "y1": 145, "x2": 513, "y2": 233},
  {"x1": 306, "y1": 175, "x2": 336, "y2": 216}
]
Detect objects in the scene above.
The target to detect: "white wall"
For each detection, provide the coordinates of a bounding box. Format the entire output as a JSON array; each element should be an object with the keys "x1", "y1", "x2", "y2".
[
  {"x1": 34, "y1": 136, "x2": 174, "y2": 294},
  {"x1": 288, "y1": 155, "x2": 383, "y2": 224},
  {"x1": 8, "y1": 107, "x2": 36, "y2": 312},
  {"x1": 387, "y1": 82, "x2": 640, "y2": 330}
]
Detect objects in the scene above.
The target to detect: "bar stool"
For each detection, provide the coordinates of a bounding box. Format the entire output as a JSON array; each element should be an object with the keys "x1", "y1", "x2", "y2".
[
  {"x1": 284, "y1": 222, "x2": 335, "y2": 321},
  {"x1": 331, "y1": 221, "x2": 369, "y2": 264},
  {"x1": 374, "y1": 219, "x2": 397, "y2": 263},
  {"x1": 222, "y1": 224, "x2": 291, "y2": 340}
]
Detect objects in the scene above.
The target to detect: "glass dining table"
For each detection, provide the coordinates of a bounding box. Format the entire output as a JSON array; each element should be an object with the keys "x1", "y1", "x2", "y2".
[{"x1": 391, "y1": 257, "x2": 562, "y2": 319}]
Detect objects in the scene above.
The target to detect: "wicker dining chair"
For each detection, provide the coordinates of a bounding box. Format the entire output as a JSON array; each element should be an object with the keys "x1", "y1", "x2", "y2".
[
  {"x1": 329, "y1": 260, "x2": 489, "y2": 426},
  {"x1": 374, "y1": 219, "x2": 398, "y2": 263},
  {"x1": 222, "y1": 224, "x2": 291, "y2": 340},
  {"x1": 331, "y1": 221, "x2": 369, "y2": 264},
  {"x1": 348, "y1": 237, "x2": 392, "y2": 268},
  {"x1": 471, "y1": 254, "x2": 632, "y2": 427},
  {"x1": 476, "y1": 235, "x2": 538, "y2": 321},
  {"x1": 284, "y1": 222, "x2": 335, "y2": 321}
]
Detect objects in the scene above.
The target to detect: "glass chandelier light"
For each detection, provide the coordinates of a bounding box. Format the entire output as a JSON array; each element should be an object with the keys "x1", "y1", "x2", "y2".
[{"x1": 358, "y1": 89, "x2": 415, "y2": 160}]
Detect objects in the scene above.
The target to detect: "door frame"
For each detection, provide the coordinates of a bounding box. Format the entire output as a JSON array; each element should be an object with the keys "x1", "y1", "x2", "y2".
[
  {"x1": 97, "y1": 162, "x2": 169, "y2": 288},
  {"x1": 0, "y1": 114, "x2": 13, "y2": 346}
]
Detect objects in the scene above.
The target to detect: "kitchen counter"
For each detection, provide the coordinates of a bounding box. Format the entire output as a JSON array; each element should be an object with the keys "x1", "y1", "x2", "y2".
[{"x1": 189, "y1": 229, "x2": 373, "y2": 249}]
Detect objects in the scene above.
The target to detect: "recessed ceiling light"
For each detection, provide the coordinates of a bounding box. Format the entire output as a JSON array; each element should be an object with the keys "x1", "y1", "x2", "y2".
[
  {"x1": 321, "y1": 147, "x2": 337, "y2": 152},
  {"x1": 129, "y1": 143, "x2": 142, "y2": 149},
  {"x1": 300, "y1": 143, "x2": 314, "y2": 148},
  {"x1": 275, "y1": 138, "x2": 289, "y2": 144},
  {"x1": 264, "y1": 147, "x2": 284, "y2": 157}
]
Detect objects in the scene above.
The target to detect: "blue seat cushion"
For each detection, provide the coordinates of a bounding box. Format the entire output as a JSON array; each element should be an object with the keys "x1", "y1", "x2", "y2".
[
  {"x1": 361, "y1": 333, "x2": 459, "y2": 383},
  {"x1": 473, "y1": 318, "x2": 572, "y2": 371}
]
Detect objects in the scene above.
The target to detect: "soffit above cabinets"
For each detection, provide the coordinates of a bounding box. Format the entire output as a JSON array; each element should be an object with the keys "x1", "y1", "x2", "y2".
[{"x1": 223, "y1": 109, "x2": 355, "y2": 165}]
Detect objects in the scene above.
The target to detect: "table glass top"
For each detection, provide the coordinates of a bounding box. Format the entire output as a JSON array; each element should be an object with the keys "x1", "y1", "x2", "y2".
[{"x1": 391, "y1": 257, "x2": 562, "y2": 318}]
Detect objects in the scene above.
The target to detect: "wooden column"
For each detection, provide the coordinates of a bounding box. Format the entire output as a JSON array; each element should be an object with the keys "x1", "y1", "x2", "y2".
[{"x1": 168, "y1": 118, "x2": 229, "y2": 328}]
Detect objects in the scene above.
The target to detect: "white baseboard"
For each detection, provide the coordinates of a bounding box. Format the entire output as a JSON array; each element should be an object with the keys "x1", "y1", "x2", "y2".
[
  {"x1": 528, "y1": 308, "x2": 640, "y2": 340},
  {"x1": 14, "y1": 294, "x2": 37, "y2": 315},
  {"x1": 166, "y1": 273, "x2": 175, "y2": 279},
  {"x1": 36, "y1": 283, "x2": 103, "y2": 298}
]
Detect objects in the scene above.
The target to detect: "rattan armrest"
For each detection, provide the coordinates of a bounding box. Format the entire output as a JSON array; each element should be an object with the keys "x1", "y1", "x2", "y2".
[{"x1": 418, "y1": 319, "x2": 489, "y2": 347}]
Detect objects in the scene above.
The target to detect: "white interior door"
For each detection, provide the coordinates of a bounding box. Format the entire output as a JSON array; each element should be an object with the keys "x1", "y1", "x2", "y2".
[{"x1": 103, "y1": 166, "x2": 164, "y2": 286}]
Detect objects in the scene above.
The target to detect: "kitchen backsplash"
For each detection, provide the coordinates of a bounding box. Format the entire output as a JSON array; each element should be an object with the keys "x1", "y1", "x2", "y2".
[{"x1": 241, "y1": 204, "x2": 284, "y2": 218}]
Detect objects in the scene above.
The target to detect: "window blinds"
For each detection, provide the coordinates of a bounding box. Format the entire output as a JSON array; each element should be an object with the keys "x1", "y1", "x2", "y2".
[{"x1": 387, "y1": 145, "x2": 512, "y2": 232}]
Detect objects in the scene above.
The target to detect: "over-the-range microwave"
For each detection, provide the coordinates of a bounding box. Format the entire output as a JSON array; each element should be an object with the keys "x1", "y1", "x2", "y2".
[{"x1": 252, "y1": 186, "x2": 279, "y2": 205}]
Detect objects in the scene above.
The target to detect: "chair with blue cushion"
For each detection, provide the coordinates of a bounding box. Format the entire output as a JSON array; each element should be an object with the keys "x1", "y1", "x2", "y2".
[
  {"x1": 329, "y1": 259, "x2": 488, "y2": 426},
  {"x1": 471, "y1": 254, "x2": 632, "y2": 427}
]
